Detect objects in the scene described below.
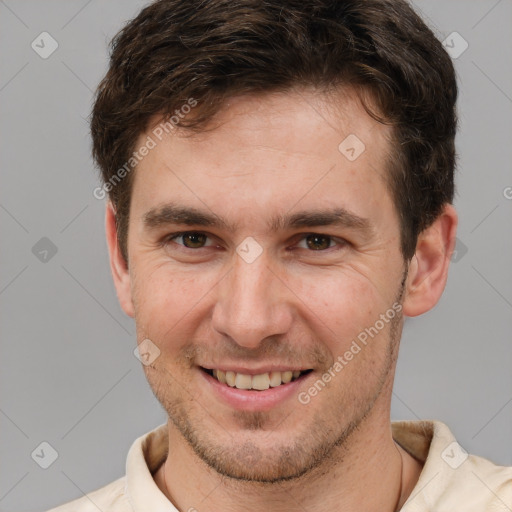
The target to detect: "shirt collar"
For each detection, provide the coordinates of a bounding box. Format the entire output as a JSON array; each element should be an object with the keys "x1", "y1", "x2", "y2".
[
  {"x1": 125, "y1": 420, "x2": 446, "y2": 511},
  {"x1": 125, "y1": 423, "x2": 176, "y2": 512}
]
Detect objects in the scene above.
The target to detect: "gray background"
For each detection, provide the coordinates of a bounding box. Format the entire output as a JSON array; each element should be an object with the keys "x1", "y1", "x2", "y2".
[{"x1": 0, "y1": 1, "x2": 511, "y2": 510}]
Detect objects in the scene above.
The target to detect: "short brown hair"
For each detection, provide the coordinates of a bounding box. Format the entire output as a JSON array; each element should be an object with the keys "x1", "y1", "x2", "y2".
[{"x1": 91, "y1": 0, "x2": 457, "y2": 263}]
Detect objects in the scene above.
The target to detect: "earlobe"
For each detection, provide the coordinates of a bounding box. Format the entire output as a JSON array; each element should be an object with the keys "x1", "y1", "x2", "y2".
[
  {"x1": 105, "y1": 202, "x2": 135, "y2": 318},
  {"x1": 402, "y1": 204, "x2": 458, "y2": 317}
]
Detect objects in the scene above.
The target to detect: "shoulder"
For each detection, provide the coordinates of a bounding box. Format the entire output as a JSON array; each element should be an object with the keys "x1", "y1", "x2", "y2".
[
  {"x1": 45, "y1": 424, "x2": 169, "y2": 512},
  {"x1": 456, "y1": 452, "x2": 512, "y2": 510},
  {"x1": 398, "y1": 420, "x2": 512, "y2": 511},
  {"x1": 415, "y1": 452, "x2": 512, "y2": 511},
  {"x1": 45, "y1": 476, "x2": 132, "y2": 512}
]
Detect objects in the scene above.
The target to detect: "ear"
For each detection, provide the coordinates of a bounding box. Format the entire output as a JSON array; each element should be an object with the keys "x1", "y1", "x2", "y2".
[
  {"x1": 105, "y1": 202, "x2": 134, "y2": 318},
  {"x1": 402, "y1": 204, "x2": 458, "y2": 317}
]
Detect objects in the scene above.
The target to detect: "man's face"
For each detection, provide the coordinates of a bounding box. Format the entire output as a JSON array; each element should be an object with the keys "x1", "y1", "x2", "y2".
[{"x1": 123, "y1": 89, "x2": 407, "y2": 481}]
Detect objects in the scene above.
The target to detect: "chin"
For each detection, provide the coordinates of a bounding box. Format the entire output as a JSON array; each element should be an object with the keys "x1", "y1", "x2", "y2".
[
  {"x1": 169, "y1": 403, "x2": 364, "y2": 484},
  {"x1": 197, "y1": 440, "x2": 325, "y2": 483}
]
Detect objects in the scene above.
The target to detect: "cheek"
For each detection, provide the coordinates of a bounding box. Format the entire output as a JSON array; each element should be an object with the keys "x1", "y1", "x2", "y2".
[
  {"x1": 131, "y1": 264, "x2": 216, "y2": 343},
  {"x1": 289, "y1": 268, "x2": 389, "y2": 350}
]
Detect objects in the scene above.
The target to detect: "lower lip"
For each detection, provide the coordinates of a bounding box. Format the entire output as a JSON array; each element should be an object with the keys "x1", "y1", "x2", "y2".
[{"x1": 200, "y1": 369, "x2": 311, "y2": 412}]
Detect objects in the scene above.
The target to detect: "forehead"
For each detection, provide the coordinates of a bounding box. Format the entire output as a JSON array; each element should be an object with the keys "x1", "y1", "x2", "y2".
[
  {"x1": 149, "y1": 88, "x2": 390, "y2": 162},
  {"x1": 130, "y1": 88, "x2": 396, "y2": 234}
]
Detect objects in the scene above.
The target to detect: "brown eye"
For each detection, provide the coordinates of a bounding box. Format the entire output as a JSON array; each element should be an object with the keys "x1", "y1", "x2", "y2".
[
  {"x1": 305, "y1": 234, "x2": 333, "y2": 251},
  {"x1": 180, "y1": 232, "x2": 208, "y2": 248}
]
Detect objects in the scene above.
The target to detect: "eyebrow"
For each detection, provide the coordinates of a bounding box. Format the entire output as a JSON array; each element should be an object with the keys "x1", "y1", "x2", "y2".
[{"x1": 143, "y1": 203, "x2": 373, "y2": 235}]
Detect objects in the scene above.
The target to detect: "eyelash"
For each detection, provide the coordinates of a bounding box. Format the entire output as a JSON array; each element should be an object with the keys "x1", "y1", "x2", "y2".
[{"x1": 162, "y1": 231, "x2": 349, "y2": 253}]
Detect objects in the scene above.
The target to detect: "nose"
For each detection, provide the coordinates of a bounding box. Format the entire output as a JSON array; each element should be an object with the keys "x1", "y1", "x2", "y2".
[{"x1": 211, "y1": 250, "x2": 294, "y2": 349}]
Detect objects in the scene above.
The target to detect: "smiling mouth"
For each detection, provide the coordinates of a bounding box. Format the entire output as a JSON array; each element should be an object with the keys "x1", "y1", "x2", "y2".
[{"x1": 201, "y1": 367, "x2": 313, "y2": 391}]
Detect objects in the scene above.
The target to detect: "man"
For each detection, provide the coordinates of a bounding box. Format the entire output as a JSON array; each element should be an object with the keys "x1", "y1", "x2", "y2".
[{"x1": 49, "y1": 0, "x2": 512, "y2": 510}]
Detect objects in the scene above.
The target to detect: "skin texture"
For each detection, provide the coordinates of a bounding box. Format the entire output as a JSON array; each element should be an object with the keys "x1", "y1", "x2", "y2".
[{"x1": 106, "y1": 88, "x2": 457, "y2": 512}]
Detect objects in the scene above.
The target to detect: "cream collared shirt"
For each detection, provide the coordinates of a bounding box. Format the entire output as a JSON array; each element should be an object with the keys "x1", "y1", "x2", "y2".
[{"x1": 47, "y1": 421, "x2": 512, "y2": 511}]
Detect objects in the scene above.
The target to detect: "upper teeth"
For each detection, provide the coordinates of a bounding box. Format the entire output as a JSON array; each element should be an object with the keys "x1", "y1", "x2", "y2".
[{"x1": 212, "y1": 369, "x2": 302, "y2": 390}]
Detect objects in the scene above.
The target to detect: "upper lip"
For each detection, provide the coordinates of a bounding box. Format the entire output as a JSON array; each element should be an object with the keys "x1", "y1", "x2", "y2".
[{"x1": 199, "y1": 365, "x2": 311, "y2": 375}]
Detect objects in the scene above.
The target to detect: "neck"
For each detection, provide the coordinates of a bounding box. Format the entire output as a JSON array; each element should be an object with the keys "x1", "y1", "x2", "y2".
[{"x1": 155, "y1": 408, "x2": 423, "y2": 512}]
